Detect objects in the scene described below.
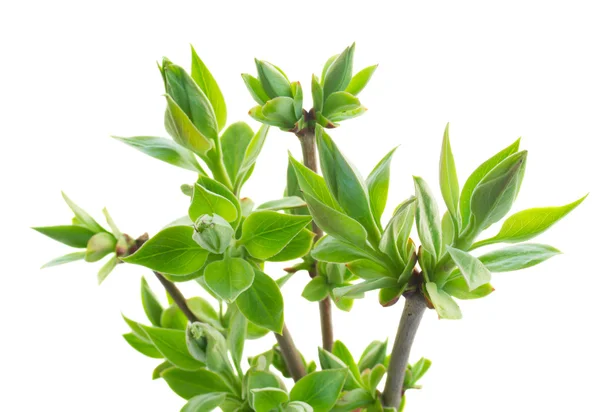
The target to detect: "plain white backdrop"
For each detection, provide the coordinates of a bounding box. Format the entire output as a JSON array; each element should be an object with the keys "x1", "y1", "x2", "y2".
[{"x1": 1, "y1": 1, "x2": 599, "y2": 410}]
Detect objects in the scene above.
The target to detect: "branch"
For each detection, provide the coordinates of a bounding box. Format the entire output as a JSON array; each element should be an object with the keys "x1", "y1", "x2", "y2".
[
  {"x1": 275, "y1": 324, "x2": 307, "y2": 382},
  {"x1": 296, "y1": 126, "x2": 334, "y2": 352},
  {"x1": 154, "y1": 271, "x2": 200, "y2": 323},
  {"x1": 381, "y1": 292, "x2": 427, "y2": 409}
]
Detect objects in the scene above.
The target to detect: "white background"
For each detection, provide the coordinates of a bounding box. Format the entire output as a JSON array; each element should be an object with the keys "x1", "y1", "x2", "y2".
[{"x1": 1, "y1": 1, "x2": 599, "y2": 411}]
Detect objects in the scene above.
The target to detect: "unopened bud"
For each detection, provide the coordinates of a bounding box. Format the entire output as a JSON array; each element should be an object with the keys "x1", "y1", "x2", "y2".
[{"x1": 192, "y1": 214, "x2": 234, "y2": 254}]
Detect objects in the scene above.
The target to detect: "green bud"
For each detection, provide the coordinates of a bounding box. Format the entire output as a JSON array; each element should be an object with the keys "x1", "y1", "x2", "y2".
[
  {"x1": 255, "y1": 59, "x2": 292, "y2": 99},
  {"x1": 323, "y1": 43, "x2": 355, "y2": 98},
  {"x1": 186, "y1": 322, "x2": 230, "y2": 372},
  {"x1": 85, "y1": 232, "x2": 117, "y2": 262},
  {"x1": 192, "y1": 214, "x2": 234, "y2": 254}
]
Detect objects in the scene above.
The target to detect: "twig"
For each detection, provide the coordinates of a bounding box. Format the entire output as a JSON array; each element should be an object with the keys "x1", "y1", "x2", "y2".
[
  {"x1": 154, "y1": 271, "x2": 200, "y2": 323},
  {"x1": 275, "y1": 324, "x2": 307, "y2": 382}
]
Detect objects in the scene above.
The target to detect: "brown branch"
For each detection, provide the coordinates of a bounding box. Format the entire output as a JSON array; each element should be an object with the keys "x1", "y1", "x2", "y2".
[
  {"x1": 154, "y1": 271, "x2": 200, "y2": 323},
  {"x1": 274, "y1": 324, "x2": 306, "y2": 382}
]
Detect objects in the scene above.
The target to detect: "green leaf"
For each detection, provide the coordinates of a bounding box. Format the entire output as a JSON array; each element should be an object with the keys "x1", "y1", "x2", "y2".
[
  {"x1": 439, "y1": 124, "x2": 460, "y2": 225},
  {"x1": 302, "y1": 276, "x2": 329, "y2": 302},
  {"x1": 239, "y1": 211, "x2": 312, "y2": 260},
  {"x1": 446, "y1": 247, "x2": 491, "y2": 291},
  {"x1": 441, "y1": 211, "x2": 454, "y2": 254},
  {"x1": 288, "y1": 154, "x2": 342, "y2": 211},
  {"x1": 204, "y1": 256, "x2": 255, "y2": 302},
  {"x1": 305, "y1": 192, "x2": 368, "y2": 246},
  {"x1": 290, "y1": 369, "x2": 348, "y2": 412},
  {"x1": 317, "y1": 349, "x2": 361, "y2": 390},
  {"x1": 111, "y1": 135, "x2": 203, "y2": 173},
  {"x1": 346, "y1": 260, "x2": 393, "y2": 280},
  {"x1": 227, "y1": 306, "x2": 247, "y2": 374},
  {"x1": 285, "y1": 401, "x2": 314, "y2": 412},
  {"x1": 322, "y1": 92, "x2": 361, "y2": 119},
  {"x1": 123, "y1": 226, "x2": 209, "y2": 276},
  {"x1": 102, "y1": 208, "x2": 122, "y2": 238},
  {"x1": 312, "y1": 74, "x2": 324, "y2": 112},
  {"x1": 333, "y1": 278, "x2": 397, "y2": 300},
  {"x1": 196, "y1": 175, "x2": 242, "y2": 228},
  {"x1": 312, "y1": 236, "x2": 373, "y2": 264},
  {"x1": 291, "y1": 81, "x2": 303, "y2": 120},
  {"x1": 186, "y1": 322, "x2": 229, "y2": 372},
  {"x1": 317, "y1": 128, "x2": 379, "y2": 243},
  {"x1": 141, "y1": 277, "x2": 164, "y2": 326},
  {"x1": 187, "y1": 297, "x2": 223, "y2": 331},
  {"x1": 242, "y1": 73, "x2": 270, "y2": 105},
  {"x1": 41, "y1": 251, "x2": 86, "y2": 268},
  {"x1": 189, "y1": 184, "x2": 238, "y2": 223},
  {"x1": 251, "y1": 388, "x2": 289, "y2": 412},
  {"x1": 85, "y1": 232, "x2": 117, "y2": 262},
  {"x1": 267, "y1": 229, "x2": 315, "y2": 262},
  {"x1": 123, "y1": 333, "x2": 163, "y2": 359},
  {"x1": 345, "y1": 65, "x2": 378, "y2": 96},
  {"x1": 234, "y1": 125, "x2": 269, "y2": 192},
  {"x1": 443, "y1": 276, "x2": 494, "y2": 300},
  {"x1": 459, "y1": 138, "x2": 520, "y2": 230},
  {"x1": 190, "y1": 46, "x2": 227, "y2": 132},
  {"x1": 413, "y1": 177, "x2": 443, "y2": 261},
  {"x1": 405, "y1": 358, "x2": 432, "y2": 388},
  {"x1": 474, "y1": 195, "x2": 587, "y2": 247},
  {"x1": 164, "y1": 94, "x2": 214, "y2": 156},
  {"x1": 358, "y1": 340, "x2": 387, "y2": 372},
  {"x1": 323, "y1": 44, "x2": 355, "y2": 98},
  {"x1": 142, "y1": 326, "x2": 205, "y2": 371},
  {"x1": 152, "y1": 361, "x2": 172, "y2": 380},
  {"x1": 33, "y1": 225, "x2": 96, "y2": 249},
  {"x1": 332, "y1": 388, "x2": 374, "y2": 412},
  {"x1": 332, "y1": 341, "x2": 362, "y2": 384},
  {"x1": 425, "y1": 282, "x2": 462, "y2": 319},
  {"x1": 237, "y1": 270, "x2": 284, "y2": 333},
  {"x1": 122, "y1": 315, "x2": 150, "y2": 342},
  {"x1": 181, "y1": 393, "x2": 227, "y2": 412},
  {"x1": 366, "y1": 147, "x2": 397, "y2": 227},
  {"x1": 221, "y1": 122, "x2": 254, "y2": 182},
  {"x1": 255, "y1": 59, "x2": 292, "y2": 98},
  {"x1": 469, "y1": 151, "x2": 528, "y2": 233},
  {"x1": 257, "y1": 196, "x2": 307, "y2": 211},
  {"x1": 379, "y1": 198, "x2": 416, "y2": 267},
  {"x1": 161, "y1": 367, "x2": 231, "y2": 399},
  {"x1": 61, "y1": 192, "x2": 106, "y2": 233},
  {"x1": 161, "y1": 303, "x2": 189, "y2": 330},
  {"x1": 477, "y1": 243, "x2": 561, "y2": 272},
  {"x1": 260, "y1": 97, "x2": 298, "y2": 129}
]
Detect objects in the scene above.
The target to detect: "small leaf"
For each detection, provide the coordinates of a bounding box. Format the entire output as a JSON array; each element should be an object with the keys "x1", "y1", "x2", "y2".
[
  {"x1": 475, "y1": 195, "x2": 587, "y2": 247},
  {"x1": 221, "y1": 122, "x2": 254, "y2": 182},
  {"x1": 333, "y1": 388, "x2": 374, "y2": 411},
  {"x1": 123, "y1": 226, "x2": 209, "y2": 276},
  {"x1": 123, "y1": 333, "x2": 163, "y2": 359},
  {"x1": 459, "y1": 138, "x2": 520, "y2": 230},
  {"x1": 227, "y1": 306, "x2": 247, "y2": 374},
  {"x1": 302, "y1": 276, "x2": 329, "y2": 302},
  {"x1": 439, "y1": 124, "x2": 460, "y2": 225},
  {"x1": 261, "y1": 97, "x2": 298, "y2": 129},
  {"x1": 346, "y1": 259, "x2": 392, "y2": 280},
  {"x1": 446, "y1": 247, "x2": 491, "y2": 291},
  {"x1": 285, "y1": 401, "x2": 314, "y2": 412},
  {"x1": 190, "y1": 46, "x2": 227, "y2": 132},
  {"x1": 413, "y1": 177, "x2": 442, "y2": 261},
  {"x1": 332, "y1": 341, "x2": 362, "y2": 384},
  {"x1": 477, "y1": 243, "x2": 561, "y2": 272},
  {"x1": 164, "y1": 94, "x2": 214, "y2": 156},
  {"x1": 291, "y1": 81, "x2": 303, "y2": 120},
  {"x1": 312, "y1": 236, "x2": 373, "y2": 264},
  {"x1": 425, "y1": 282, "x2": 462, "y2": 319},
  {"x1": 234, "y1": 125, "x2": 270, "y2": 192},
  {"x1": 366, "y1": 147, "x2": 397, "y2": 227},
  {"x1": 379, "y1": 198, "x2": 416, "y2": 267},
  {"x1": 267, "y1": 229, "x2": 315, "y2": 262},
  {"x1": 189, "y1": 184, "x2": 238, "y2": 223},
  {"x1": 181, "y1": 393, "x2": 227, "y2": 412},
  {"x1": 239, "y1": 211, "x2": 312, "y2": 260},
  {"x1": 251, "y1": 388, "x2": 289, "y2": 412},
  {"x1": 443, "y1": 276, "x2": 494, "y2": 300},
  {"x1": 111, "y1": 135, "x2": 203, "y2": 172},
  {"x1": 203, "y1": 256, "x2": 255, "y2": 302},
  {"x1": 255, "y1": 59, "x2": 292, "y2": 98},
  {"x1": 345, "y1": 65, "x2": 378, "y2": 96},
  {"x1": 102, "y1": 208, "x2": 122, "y2": 238},
  {"x1": 141, "y1": 277, "x2": 164, "y2": 326},
  {"x1": 61, "y1": 192, "x2": 106, "y2": 233},
  {"x1": 237, "y1": 270, "x2": 284, "y2": 333},
  {"x1": 257, "y1": 196, "x2": 307, "y2": 211},
  {"x1": 322, "y1": 91, "x2": 361, "y2": 118},
  {"x1": 290, "y1": 369, "x2": 348, "y2": 412},
  {"x1": 34, "y1": 225, "x2": 96, "y2": 249},
  {"x1": 288, "y1": 154, "x2": 342, "y2": 211},
  {"x1": 41, "y1": 251, "x2": 86, "y2": 268},
  {"x1": 196, "y1": 175, "x2": 242, "y2": 228},
  {"x1": 323, "y1": 44, "x2": 355, "y2": 98},
  {"x1": 358, "y1": 340, "x2": 387, "y2": 372},
  {"x1": 311, "y1": 74, "x2": 324, "y2": 112},
  {"x1": 161, "y1": 367, "x2": 231, "y2": 399},
  {"x1": 142, "y1": 326, "x2": 205, "y2": 371},
  {"x1": 242, "y1": 73, "x2": 270, "y2": 105}
]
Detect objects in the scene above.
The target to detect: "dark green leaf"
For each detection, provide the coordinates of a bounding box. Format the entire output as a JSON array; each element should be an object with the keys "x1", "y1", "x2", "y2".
[
  {"x1": 141, "y1": 277, "x2": 164, "y2": 326},
  {"x1": 439, "y1": 124, "x2": 460, "y2": 224},
  {"x1": 123, "y1": 333, "x2": 163, "y2": 359},
  {"x1": 161, "y1": 367, "x2": 231, "y2": 399},
  {"x1": 366, "y1": 147, "x2": 397, "y2": 227},
  {"x1": 204, "y1": 256, "x2": 255, "y2": 302},
  {"x1": 345, "y1": 65, "x2": 378, "y2": 96},
  {"x1": 190, "y1": 46, "x2": 227, "y2": 132},
  {"x1": 237, "y1": 270, "x2": 284, "y2": 333},
  {"x1": 290, "y1": 369, "x2": 348, "y2": 412},
  {"x1": 33, "y1": 225, "x2": 95, "y2": 248},
  {"x1": 413, "y1": 177, "x2": 442, "y2": 261},
  {"x1": 142, "y1": 326, "x2": 205, "y2": 371},
  {"x1": 123, "y1": 226, "x2": 209, "y2": 276}
]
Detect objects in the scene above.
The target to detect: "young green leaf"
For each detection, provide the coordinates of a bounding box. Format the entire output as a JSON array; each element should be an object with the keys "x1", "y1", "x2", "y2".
[
  {"x1": 111, "y1": 135, "x2": 203, "y2": 173},
  {"x1": 192, "y1": 214, "x2": 235, "y2": 255},
  {"x1": 234, "y1": 125, "x2": 269, "y2": 192},
  {"x1": 291, "y1": 81, "x2": 303, "y2": 119},
  {"x1": 379, "y1": 197, "x2": 416, "y2": 267},
  {"x1": 122, "y1": 226, "x2": 209, "y2": 276},
  {"x1": 242, "y1": 73, "x2": 270, "y2": 105},
  {"x1": 255, "y1": 59, "x2": 292, "y2": 98},
  {"x1": 446, "y1": 246, "x2": 491, "y2": 291},
  {"x1": 203, "y1": 256, "x2": 255, "y2": 302},
  {"x1": 161, "y1": 367, "x2": 231, "y2": 399},
  {"x1": 61, "y1": 192, "x2": 106, "y2": 233},
  {"x1": 188, "y1": 184, "x2": 238, "y2": 223},
  {"x1": 414, "y1": 177, "x2": 443, "y2": 261},
  {"x1": 459, "y1": 138, "x2": 520, "y2": 230},
  {"x1": 122, "y1": 315, "x2": 151, "y2": 342},
  {"x1": 312, "y1": 74, "x2": 324, "y2": 112},
  {"x1": 142, "y1": 326, "x2": 205, "y2": 371},
  {"x1": 358, "y1": 341, "x2": 387, "y2": 372},
  {"x1": 290, "y1": 369, "x2": 348, "y2": 412},
  {"x1": 164, "y1": 94, "x2": 213, "y2": 155},
  {"x1": 41, "y1": 251, "x2": 86, "y2": 269},
  {"x1": 123, "y1": 333, "x2": 163, "y2": 359},
  {"x1": 302, "y1": 276, "x2": 329, "y2": 302},
  {"x1": 251, "y1": 388, "x2": 289, "y2": 412},
  {"x1": 239, "y1": 211, "x2": 312, "y2": 260},
  {"x1": 469, "y1": 151, "x2": 527, "y2": 233},
  {"x1": 425, "y1": 282, "x2": 462, "y2": 319},
  {"x1": 186, "y1": 322, "x2": 229, "y2": 372},
  {"x1": 187, "y1": 297, "x2": 223, "y2": 331},
  {"x1": 333, "y1": 388, "x2": 374, "y2": 411},
  {"x1": 366, "y1": 147, "x2": 397, "y2": 227},
  {"x1": 318, "y1": 348, "x2": 361, "y2": 390},
  {"x1": 323, "y1": 44, "x2": 355, "y2": 98},
  {"x1": 443, "y1": 276, "x2": 494, "y2": 300},
  {"x1": 221, "y1": 122, "x2": 254, "y2": 182},
  {"x1": 196, "y1": 175, "x2": 242, "y2": 228},
  {"x1": 227, "y1": 306, "x2": 247, "y2": 375},
  {"x1": 85, "y1": 232, "x2": 117, "y2": 262},
  {"x1": 312, "y1": 236, "x2": 374, "y2": 264},
  {"x1": 267, "y1": 229, "x2": 315, "y2": 262},
  {"x1": 33, "y1": 225, "x2": 95, "y2": 248},
  {"x1": 190, "y1": 46, "x2": 227, "y2": 132},
  {"x1": 257, "y1": 197, "x2": 307, "y2": 211},
  {"x1": 322, "y1": 92, "x2": 361, "y2": 119},
  {"x1": 181, "y1": 393, "x2": 227, "y2": 412},
  {"x1": 477, "y1": 243, "x2": 561, "y2": 272},
  {"x1": 260, "y1": 96, "x2": 298, "y2": 129},
  {"x1": 317, "y1": 128, "x2": 380, "y2": 243},
  {"x1": 333, "y1": 278, "x2": 397, "y2": 300},
  {"x1": 474, "y1": 195, "x2": 587, "y2": 247},
  {"x1": 141, "y1": 277, "x2": 164, "y2": 326},
  {"x1": 441, "y1": 211, "x2": 454, "y2": 254},
  {"x1": 236, "y1": 270, "x2": 284, "y2": 333},
  {"x1": 288, "y1": 154, "x2": 342, "y2": 211},
  {"x1": 345, "y1": 65, "x2": 378, "y2": 96},
  {"x1": 346, "y1": 259, "x2": 393, "y2": 280},
  {"x1": 285, "y1": 401, "x2": 314, "y2": 412},
  {"x1": 332, "y1": 341, "x2": 362, "y2": 384},
  {"x1": 439, "y1": 124, "x2": 460, "y2": 224}
]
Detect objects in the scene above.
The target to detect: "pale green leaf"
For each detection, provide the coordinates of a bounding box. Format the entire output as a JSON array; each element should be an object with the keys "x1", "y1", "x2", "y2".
[
  {"x1": 188, "y1": 184, "x2": 238, "y2": 223},
  {"x1": 446, "y1": 246, "x2": 491, "y2": 291},
  {"x1": 413, "y1": 177, "x2": 442, "y2": 261},
  {"x1": 439, "y1": 124, "x2": 460, "y2": 224},
  {"x1": 425, "y1": 282, "x2": 462, "y2": 319},
  {"x1": 203, "y1": 256, "x2": 255, "y2": 302},
  {"x1": 190, "y1": 46, "x2": 227, "y2": 131}
]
